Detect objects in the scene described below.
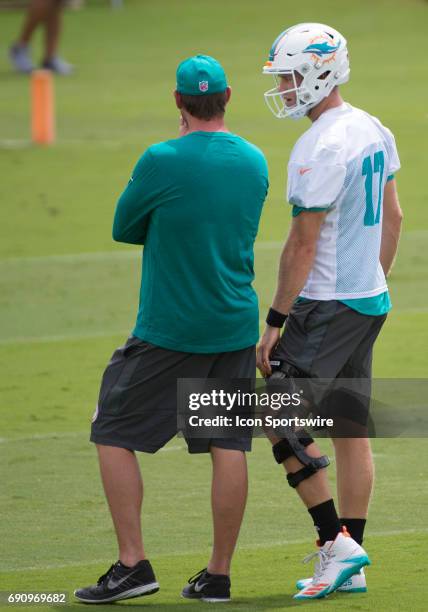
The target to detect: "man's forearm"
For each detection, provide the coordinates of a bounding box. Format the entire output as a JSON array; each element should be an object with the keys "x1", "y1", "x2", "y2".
[
  {"x1": 112, "y1": 193, "x2": 150, "y2": 245},
  {"x1": 380, "y1": 225, "x2": 401, "y2": 276},
  {"x1": 271, "y1": 240, "x2": 317, "y2": 314},
  {"x1": 380, "y1": 179, "x2": 403, "y2": 277},
  {"x1": 112, "y1": 219, "x2": 148, "y2": 245}
]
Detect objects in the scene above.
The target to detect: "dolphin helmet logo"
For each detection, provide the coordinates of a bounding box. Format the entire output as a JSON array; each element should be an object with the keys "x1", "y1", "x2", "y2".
[{"x1": 303, "y1": 40, "x2": 341, "y2": 57}]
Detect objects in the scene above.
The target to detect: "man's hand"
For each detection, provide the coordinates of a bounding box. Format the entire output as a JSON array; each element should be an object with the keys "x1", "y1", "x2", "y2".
[{"x1": 256, "y1": 326, "x2": 281, "y2": 377}]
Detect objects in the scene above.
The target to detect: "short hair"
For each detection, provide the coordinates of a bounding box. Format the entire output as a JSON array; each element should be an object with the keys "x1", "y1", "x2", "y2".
[{"x1": 179, "y1": 91, "x2": 228, "y2": 120}]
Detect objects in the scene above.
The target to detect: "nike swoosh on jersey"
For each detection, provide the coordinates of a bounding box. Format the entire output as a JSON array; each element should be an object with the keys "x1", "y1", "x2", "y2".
[{"x1": 299, "y1": 167, "x2": 312, "y2": 175}]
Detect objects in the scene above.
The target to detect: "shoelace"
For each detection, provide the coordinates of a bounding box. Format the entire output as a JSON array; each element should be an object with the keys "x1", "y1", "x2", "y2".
[
  {"x1": 302, "y1": 548, "x2": 331, "y2": 583},
  {"x1": 97, "y1": 563, "x2": 118, "y2": 585},
  {"x1": 187, "y1": 568, "x2": 207, "y2": 585}
]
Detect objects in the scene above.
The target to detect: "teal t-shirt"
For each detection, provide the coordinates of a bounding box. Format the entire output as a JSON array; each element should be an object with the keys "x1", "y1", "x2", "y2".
[{"x1": 113, "y1": 131, "x2": 269, "y2": 353}]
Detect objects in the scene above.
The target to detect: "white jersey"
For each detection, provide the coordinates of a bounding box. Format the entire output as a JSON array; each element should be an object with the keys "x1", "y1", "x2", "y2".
[{"x1": 287, "y1": 103, "x2": 400, "y2": 300}]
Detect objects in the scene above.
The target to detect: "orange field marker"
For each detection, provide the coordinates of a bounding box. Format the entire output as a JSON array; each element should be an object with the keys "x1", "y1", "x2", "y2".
[{"x1": 31, "y1": 69, "x2": 55, "y2": 145}]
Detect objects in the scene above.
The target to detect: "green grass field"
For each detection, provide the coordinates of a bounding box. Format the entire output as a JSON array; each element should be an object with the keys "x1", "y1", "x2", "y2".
[{"x1": 1, "y1": 0, "x2": 428, "y2": 610}]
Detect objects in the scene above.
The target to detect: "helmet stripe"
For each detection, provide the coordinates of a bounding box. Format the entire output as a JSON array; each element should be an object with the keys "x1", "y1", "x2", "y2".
[{"x1": 268, "y1": 28, "x2": 290, "y2": 61}]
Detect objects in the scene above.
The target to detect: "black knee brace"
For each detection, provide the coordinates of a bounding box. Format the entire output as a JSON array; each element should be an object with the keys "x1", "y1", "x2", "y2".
[
  {"x1": 272, "y1": 430, "x2": 330, "y2": 488},
  {"x1": 267, "y1": 361, "x2": 329, "y2": 488}
]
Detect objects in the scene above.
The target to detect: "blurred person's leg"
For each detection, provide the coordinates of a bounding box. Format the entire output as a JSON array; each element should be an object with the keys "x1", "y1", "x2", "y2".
[
  {"x1": 18, "y1": 0, "x2": 53, "y2": 47},
  {"x1": 41, "y1": 0, "x2": 73, "y2": 74},
  {"x1": 44, "y1": 0, "x2": 63, "y2": 61},
  {"x1": 9, "y1": 0, "x2": 51, "y2": 73},
  {"x1": 10, "y1": 0, "x2": 72, "y2": 74}
]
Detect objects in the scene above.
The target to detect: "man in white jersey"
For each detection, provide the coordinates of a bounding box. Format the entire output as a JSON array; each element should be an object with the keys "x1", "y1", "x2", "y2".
[{"x1": 256, "y1": 23, "x2": 403, "y2": 600}]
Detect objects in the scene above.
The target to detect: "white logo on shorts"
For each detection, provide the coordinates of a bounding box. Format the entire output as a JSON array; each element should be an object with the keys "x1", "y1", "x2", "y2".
[{"x1": 92, "y1": 405, "x2": 99, "y2": 423}]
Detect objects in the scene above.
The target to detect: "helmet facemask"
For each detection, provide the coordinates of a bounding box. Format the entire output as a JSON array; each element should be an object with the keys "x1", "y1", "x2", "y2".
[
  {"x1": 264, "y1": 66, "x2": 334, "y2": 121},
  {"x1": 264, "y1": 69, "x2": 310, "y2": 120}
]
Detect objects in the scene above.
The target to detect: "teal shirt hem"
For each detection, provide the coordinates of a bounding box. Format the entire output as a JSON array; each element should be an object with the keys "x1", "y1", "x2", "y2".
[
  {"x1": 296, "y1": 291, "x2": 391, "y2": 316},
  {"x1": 340, "y1": 292, "x2": 391, "y2": 316},
  {"x1": 132, "y1": 328, "x2": 258, "y2": 354}
]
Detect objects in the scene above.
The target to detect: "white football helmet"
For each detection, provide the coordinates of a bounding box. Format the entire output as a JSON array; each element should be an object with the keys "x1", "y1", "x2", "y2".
[{"x1": 263, "y1": 23, "x2": 350, "y2": 120}]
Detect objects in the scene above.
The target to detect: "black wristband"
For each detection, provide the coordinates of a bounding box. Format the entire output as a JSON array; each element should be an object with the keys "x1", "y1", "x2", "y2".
[{"x1": 266, "y1": 307, "x2": 288, "y2": 328}]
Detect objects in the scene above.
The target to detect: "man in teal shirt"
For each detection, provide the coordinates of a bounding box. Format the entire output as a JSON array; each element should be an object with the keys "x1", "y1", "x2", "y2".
[
  {"x1": 75, "y1": 55, "x2": 268, "y2": 604},
  {"x1": 112, "y1": 103, "x2": 265, "y2": 353}
]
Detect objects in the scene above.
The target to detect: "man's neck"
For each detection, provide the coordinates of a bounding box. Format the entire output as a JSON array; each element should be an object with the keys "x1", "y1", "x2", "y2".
[
  {"x1": 185, "y1": 116, "x2": 228, "y2": 134},
  {"x1": 308, "y1": 90, "x2": 345, "y2": 123}
]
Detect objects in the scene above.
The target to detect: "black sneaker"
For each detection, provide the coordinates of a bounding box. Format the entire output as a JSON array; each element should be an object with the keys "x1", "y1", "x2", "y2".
[
  {"x1": 181, "y1": 568, "x2": 231, "y2": 603},
  {"x1": 74, "y1": 559, "x2": 159, "y2": 604}
]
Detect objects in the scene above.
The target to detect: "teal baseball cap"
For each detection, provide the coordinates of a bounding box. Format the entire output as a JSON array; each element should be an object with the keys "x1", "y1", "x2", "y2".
[{"x1": 176, "y1": 54, "x2": 228, "y2": 96}]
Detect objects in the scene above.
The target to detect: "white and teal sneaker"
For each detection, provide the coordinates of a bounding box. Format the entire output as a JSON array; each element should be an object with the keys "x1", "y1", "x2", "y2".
[
  {"x1": 294, "y1": 529, "x2": 370, "y2": 600},
  {"x1": 296, "y1": 568, "x2": 367, "y2": 593}
]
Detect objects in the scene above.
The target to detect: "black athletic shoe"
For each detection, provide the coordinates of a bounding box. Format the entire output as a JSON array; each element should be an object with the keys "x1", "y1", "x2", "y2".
[
  {"x1": 74, "y1": 559, "x2": 159, "y2": 604},
  {"x1": 181, "y1": 568, "x2": 231, "y2": 603}
]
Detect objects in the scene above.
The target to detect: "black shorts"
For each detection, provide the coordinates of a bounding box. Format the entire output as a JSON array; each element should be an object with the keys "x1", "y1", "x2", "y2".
[
  {"x1": 90, "y1": 337, "x2": 255, "y2": 453},
  {"x1": 271, "y1": 300, "x2": 387, "y2": 427}
]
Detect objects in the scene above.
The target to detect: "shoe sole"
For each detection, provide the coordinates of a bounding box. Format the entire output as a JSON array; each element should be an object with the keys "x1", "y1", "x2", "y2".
[
  {"x1": 202, "y1": 597, "x2": 231, "y2": 603},
  {"x1": 296, "y1": 579, "x2": 367, "y2": 593},
  {"x1": 74, "y1": 581, "x2": 159, "y2": 603},
  {"x1": 181, "y1": 593, "x2": 230, "y2": 603}
]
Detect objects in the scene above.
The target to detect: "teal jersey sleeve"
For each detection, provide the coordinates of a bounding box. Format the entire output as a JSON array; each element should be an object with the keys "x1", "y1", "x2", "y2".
[
  {"x1": 112, "y1": 149, "x2": 160, "y2": 245},
  {"x1": 292, "y1": 205, "x2": 330, "y2": 217}
]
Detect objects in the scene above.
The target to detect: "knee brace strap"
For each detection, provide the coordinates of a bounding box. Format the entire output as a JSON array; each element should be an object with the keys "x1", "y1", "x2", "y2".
[
  {"x1": 272, "y1": 430, "x2": 314, "y2": 464},
  {"x1": 286, "y1": 454, "x2": 330, "y2": 488},
  {"x1": 272, "y1": 432, "x2": 330, "y2": 489},
  {"x1": 287, "y1": 465, "x2": 318, "y2": 488}
]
